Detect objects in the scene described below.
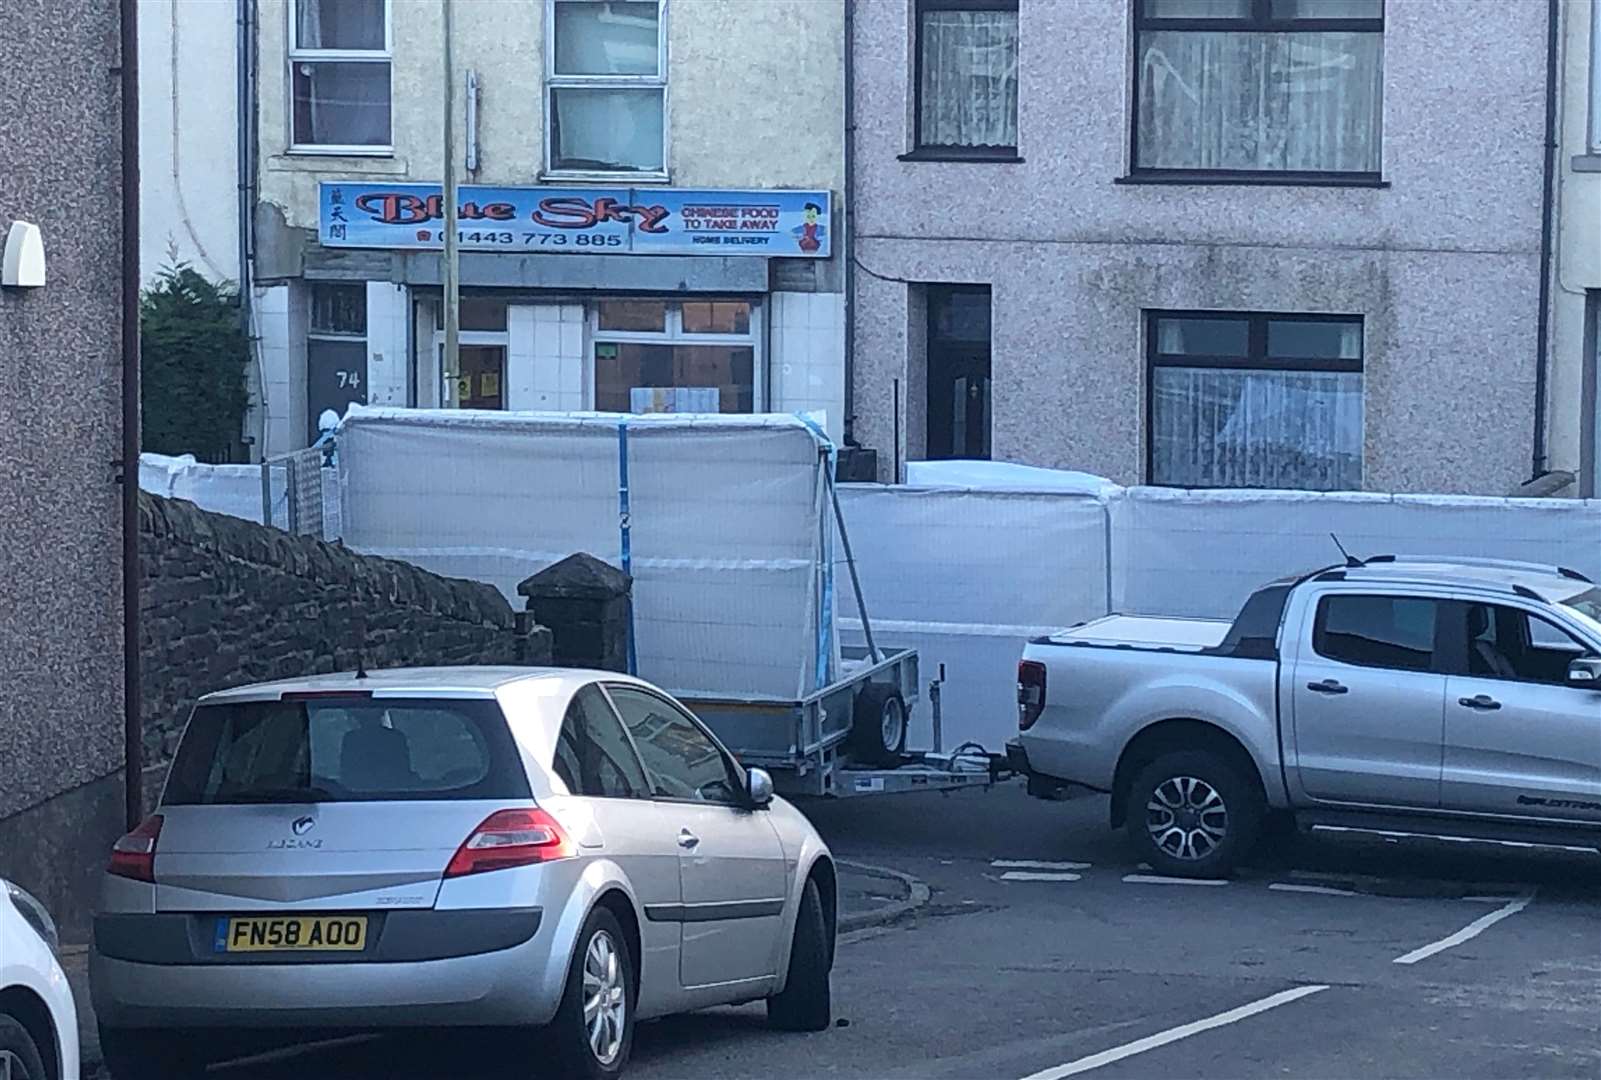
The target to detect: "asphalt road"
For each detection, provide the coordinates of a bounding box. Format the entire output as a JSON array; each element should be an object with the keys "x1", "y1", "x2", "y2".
[{"x1": 117, "y1": 784, "x2": 1601, "y2": 1079}]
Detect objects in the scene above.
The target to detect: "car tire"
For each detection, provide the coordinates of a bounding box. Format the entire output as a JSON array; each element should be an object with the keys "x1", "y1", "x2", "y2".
[
  {"x1": 1127, "y1": 750, "x2": 1264, "y2": 879},
  {"x1": 848, "y1": 684, "x2": 907, "y2": 768},
  {"x1": 98, "y1": 1026, "x2": 211, "y2": 1080},
  {"x1": 766, "y1": 877, "x2": 833, "y2": 1032},
  {"x1": 543, "y1": 907, "x2": 636, "y2": 1079},
  {"x1": 0, "y1": 1015, "x2": 49, "y2": 1080}
]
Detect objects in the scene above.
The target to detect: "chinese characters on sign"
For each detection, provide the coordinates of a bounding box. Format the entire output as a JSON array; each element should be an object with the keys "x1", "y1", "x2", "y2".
[{"x1": 319, "y1": 183, "x2": 831, "y2": 258}]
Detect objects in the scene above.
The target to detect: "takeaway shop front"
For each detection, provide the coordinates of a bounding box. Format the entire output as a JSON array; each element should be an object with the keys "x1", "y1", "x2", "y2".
[{"x1": 305, "y1": 181, "x2": 840, "y2": 445}]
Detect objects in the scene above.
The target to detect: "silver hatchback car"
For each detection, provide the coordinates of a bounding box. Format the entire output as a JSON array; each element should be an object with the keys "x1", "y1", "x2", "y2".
[{"x1": 91, "y1": 667, "x2": 837, "y2": 1079}]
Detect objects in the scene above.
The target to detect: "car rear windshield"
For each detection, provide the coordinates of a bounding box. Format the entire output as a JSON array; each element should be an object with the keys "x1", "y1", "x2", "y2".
[
  {"x1": 1561, "y1": 587, "x2": 1601, "y2": 625},
  {"x1": 163, "y1": 697, "x2": 531, "y2": 805}
]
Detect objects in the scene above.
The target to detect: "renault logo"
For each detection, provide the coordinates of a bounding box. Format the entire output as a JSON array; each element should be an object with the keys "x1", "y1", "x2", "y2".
[{"x1": 292, "y1": 816, "x2": 316, "y2": 836}]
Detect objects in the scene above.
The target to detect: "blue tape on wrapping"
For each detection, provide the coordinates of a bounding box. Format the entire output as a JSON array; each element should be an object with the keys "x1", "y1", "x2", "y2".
[
  {"x1": 793, "y1": 414, "x2": 836, "y2": 690},
  {"x1": 618, "y1": 422, "x2": 638, "y2": 677}
]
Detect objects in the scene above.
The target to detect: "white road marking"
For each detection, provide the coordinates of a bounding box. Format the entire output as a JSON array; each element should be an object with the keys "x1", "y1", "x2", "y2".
[
  {"x1": 1122, "y1": 874, "x2": 1228, "y2": 887},
  {"x1": 1392, "y1": 892, "x2": 1536, "y2": 965},
  {"x1": 1001, "y1": 871, "x2": 1083, "y2": 883},
  {"x1": 1462, "y1": 895, "x2": 1521, "y2": 904},
  {"x1": 1017, "y1": 984, "x2": 1330, "y2": 1080},
  {"x1": 1268, "y1": 882, "x2": 1358, "y2": 897},
  {"x1": 992, "y1": 860, "x2": 1092, "y2": 871}
]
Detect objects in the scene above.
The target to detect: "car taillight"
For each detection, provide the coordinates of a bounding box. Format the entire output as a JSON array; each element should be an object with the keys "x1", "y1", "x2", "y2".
[
  {"x1": 1018, "y1": 661, "x2": 1047, "y2": 732},
  {"x1": 444, "y1": 808, "x2": 575, "y2": 879},
  {"x1": 108, "y1": 815, "x2": 163, "y2": 883}
]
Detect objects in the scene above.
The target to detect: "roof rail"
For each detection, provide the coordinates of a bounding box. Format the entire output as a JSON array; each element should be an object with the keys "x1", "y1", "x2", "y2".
[{"x1": 1364, "y1": 555, "x2": 1587, "y2": 580}]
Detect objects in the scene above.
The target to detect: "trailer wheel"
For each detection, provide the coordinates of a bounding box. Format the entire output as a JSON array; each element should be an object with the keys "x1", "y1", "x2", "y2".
[{"x1": 848, "y1": 684, "x2": 907, "y2": 767}]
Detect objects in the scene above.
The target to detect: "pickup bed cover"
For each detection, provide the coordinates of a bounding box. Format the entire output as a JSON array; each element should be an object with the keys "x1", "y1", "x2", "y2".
[{"x1": 1046, "y1": 615, "x2": 1231, "y2": 651}]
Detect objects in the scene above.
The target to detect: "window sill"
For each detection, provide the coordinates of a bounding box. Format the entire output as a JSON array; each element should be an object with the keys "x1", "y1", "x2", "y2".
[
  {"x1": 1116, "y1": 171, "x2": 1389, "y2": 189},
  {"x1": 270, "y1": 152, "x2": 408, "y2": 175},
  {"x1": 1572, "y1": 154, "x2": 1601, "y2": 173},
  {"x1": 898, "y1": 149, "x2": 1024, "y2": 164},
  {"x1": 540, "y1": 171, "x2": 671, "y2": 185}
]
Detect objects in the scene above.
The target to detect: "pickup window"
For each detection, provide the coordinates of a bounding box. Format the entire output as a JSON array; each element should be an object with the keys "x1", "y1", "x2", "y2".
[
  {"x1": 1439, "y1": 602, "x2": 1593, "y2": 686},
  {"x1": 1312, "y1": 595, "x2": 1440, "y2": 673}
]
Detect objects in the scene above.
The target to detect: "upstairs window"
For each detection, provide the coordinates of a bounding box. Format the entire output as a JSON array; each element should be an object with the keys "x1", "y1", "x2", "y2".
[
  {"x1": 290, "y1": 0, "x2": 392, "y2": 151},
  {"x1": 914, "y1": 0, "x2": 1020, "y2": 158},
  {"x1": 1148, "y1": 311, "x2": 1364, "y2": 490},
  {"x1": 547, "y1": 0, "x2": 668, "y2": 177},
  {"x1": 1133, "y1": 0, "x2": 1384, "y2": 180}
]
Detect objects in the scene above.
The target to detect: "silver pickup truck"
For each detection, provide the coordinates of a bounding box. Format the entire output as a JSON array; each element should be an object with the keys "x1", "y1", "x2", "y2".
[{"x1": 1007, "y1": 557, "x2": 1601, "y2": 877}]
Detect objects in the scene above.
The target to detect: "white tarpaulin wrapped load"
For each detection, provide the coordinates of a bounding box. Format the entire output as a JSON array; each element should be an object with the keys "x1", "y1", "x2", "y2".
[
  {"x1": 138, "y1": 453, "x2": 263, "y2": 524},
  {"x1": 838, "y1": 466, "x2": 1601, "y2": 752},
  {"x1": 1112, "y1": 487, "x2": 1601, "y2": 618},
  {"x1": 835, "y1": 476, "x2": 1112, "y2": 752},
  {"x1": 336, "y1": 407, "x2": 837, "y2": 701}
]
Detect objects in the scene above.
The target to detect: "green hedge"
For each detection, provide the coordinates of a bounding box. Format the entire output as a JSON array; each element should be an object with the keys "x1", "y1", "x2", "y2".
[{"x1": 141, "y1": 264, "x2": 249, "y2": 460}]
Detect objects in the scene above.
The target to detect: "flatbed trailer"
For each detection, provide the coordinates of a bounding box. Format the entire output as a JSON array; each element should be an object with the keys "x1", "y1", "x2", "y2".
[{"x1": 683, "y1": 645, "x2": 1008, "y2": 799}]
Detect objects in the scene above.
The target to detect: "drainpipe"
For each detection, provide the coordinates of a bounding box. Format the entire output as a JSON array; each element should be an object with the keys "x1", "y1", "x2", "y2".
[
  {"x1": 842, "y1": 0, "x2": 857, "y2": 448},
  {"x1": 1531, "y1": 0, "x2": 1560, "y2": 480},
  {"x1": 120, "y1": 0, "x2": 143, "y2": 829},
  {"x1": 237, "y1": 0, "x2": 261, "y2": 457}
]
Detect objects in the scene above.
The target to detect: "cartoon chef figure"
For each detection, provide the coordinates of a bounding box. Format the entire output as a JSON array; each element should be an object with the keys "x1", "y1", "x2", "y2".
[{"x1": 794, "y1": 202, "x2": 824, "y2": 254}]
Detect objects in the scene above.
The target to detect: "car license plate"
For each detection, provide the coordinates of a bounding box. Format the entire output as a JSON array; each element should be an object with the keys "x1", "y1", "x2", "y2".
[{"x1": 215, "y1": 915, "x2": 368, "y2": 953}]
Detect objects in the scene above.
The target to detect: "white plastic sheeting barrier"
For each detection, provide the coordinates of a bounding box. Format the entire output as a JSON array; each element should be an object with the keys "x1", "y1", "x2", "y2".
[
  {"x1": 336, "y1": 408, "x2": 837, "y2": 702},
  {"x1": 137, "y1": 453, "x2": 263, "y2": 523},
  {"x1": 1112, "y1": 488, "x2": 1601, "y2": 618},
  {"x1": 838, "y1": 470, "x2": 1601, "y2": 753},
  {"x1": 835, "y1": 482, "x2": 1112, "y2": 753}
]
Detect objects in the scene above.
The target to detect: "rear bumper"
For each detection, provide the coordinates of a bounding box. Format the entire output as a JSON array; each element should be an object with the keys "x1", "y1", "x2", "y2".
[
  {"x1": 91, "y1": 908, "x2": 564, "y2": 1030},
  {"x1": 1008, "y1": 739, "x2": 1094, "y2": 801},
  {"x1": 94, "y1": 908, "x2": 541, "y2": 965}
]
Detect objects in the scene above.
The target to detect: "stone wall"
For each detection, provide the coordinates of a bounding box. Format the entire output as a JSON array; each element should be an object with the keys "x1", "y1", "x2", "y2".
[{"x1": 139, "y1": 492, "x2": 551, "y2": 799}]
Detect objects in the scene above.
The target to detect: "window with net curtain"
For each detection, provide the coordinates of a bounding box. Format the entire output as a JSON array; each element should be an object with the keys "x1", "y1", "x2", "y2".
[
  {"x1": 549, "y1": 0, "x2": 665, "y2": 174},
  {"x1": 1149, "y1": 313, "x2": 1364, "y2": 491},
  {"x1": 1135, "y1": 0, "x2": 1384, "y2": 175},
  {"x1": 291, "y1": 0, "x2": 391, "y2": 148},
  {"x1": 917, "y1": 0, "x2": 1019, "y2": 152}
]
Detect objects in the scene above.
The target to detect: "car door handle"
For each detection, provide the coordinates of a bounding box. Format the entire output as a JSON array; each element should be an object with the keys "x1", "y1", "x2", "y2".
[
  {"x1": 677, "y1": 829, "x2": 699, "y2": 850},
  {"x1": 1307, "y1": 679, "x2": 1349, "y2": 695},
  {"x1": 1458, "y1": 694, "x2": 1502, "y2": 711}
]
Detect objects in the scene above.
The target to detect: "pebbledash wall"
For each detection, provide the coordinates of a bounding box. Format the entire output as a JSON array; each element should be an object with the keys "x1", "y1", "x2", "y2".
[
  {"x1": 0, "y1": 0, "x2": 129, "y2": 935},
  {"x1": 850, "y1": 0, "x2": 1555, "y2": 495},
  {"x1": 249, "y1": 0, "x2": 845, "y2": 458}
]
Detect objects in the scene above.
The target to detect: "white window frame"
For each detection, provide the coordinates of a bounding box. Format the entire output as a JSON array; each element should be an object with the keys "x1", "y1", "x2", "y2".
[
  {"x1": 587, "y1": 299, "x2": 764, "y2": 412},
  {"x1": 287, "y1": 0, "x2": 394, "y2": 156},
  {"x1": 543, "y1": 0, "x2": 670, "y2": 181},
  {"x1": 1590, "y1": 0, "x2": 1601, "y2": 156}
]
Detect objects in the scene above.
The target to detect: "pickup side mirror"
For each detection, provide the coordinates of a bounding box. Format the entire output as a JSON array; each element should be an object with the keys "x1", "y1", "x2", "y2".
[
  {"x1": 1567, "y1": 657, "x2": 1601, "y2": 687},
  {"x1": 746, "y1": 767, "x2": 774, "y2": 809}
]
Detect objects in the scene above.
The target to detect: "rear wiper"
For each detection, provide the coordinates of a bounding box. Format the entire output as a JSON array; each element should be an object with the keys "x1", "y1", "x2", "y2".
[{"x1": 223, "y1": 786, "x2": 335, "y2": 804}]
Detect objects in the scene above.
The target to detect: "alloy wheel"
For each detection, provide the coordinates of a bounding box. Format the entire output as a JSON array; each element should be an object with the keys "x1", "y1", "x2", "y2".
[
  {"x1": 582, "y1": 929, "x2": 627, "y2": 1066},
  {"x1": 1145, "y1": 775, "x2": 1229, "y2": 861},
  {"x1": 0, "y1": 1048, "x2": 31, "y2": 1080}
]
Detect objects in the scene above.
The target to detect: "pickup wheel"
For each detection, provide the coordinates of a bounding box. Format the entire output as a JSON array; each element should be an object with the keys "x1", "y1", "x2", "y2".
[{"x1": 1127, "y1": 750, "x2": 1263, "y2": 878}]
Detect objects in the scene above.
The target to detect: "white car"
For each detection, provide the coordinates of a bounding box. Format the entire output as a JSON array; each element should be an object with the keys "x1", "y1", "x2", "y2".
[
  {"x1": 1, "y1": 878, "x2": 80, "y2": 1080},
  {"x1": 92, "y1": 667, "x2": 837, "y2": 1079}
]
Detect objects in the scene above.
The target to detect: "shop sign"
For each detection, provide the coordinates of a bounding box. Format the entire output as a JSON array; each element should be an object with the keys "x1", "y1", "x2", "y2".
[{"x1": 319, "y1": 183, "x2": 830, "y2": 258}]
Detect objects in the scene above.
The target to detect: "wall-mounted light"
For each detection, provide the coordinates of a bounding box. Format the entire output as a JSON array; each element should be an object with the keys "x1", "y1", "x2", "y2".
[{"x1": 2, "y1": 221, "x2": 46, "y2": 288}]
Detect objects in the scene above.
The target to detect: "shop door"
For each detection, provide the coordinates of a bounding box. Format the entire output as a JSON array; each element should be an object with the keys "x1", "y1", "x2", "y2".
[
  {"x1": 443, "y1": 344, "x2": 506, "y2": 410},
  {"x1": 307, "y1": 338, "x2": 367, "y2": 444}
]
